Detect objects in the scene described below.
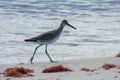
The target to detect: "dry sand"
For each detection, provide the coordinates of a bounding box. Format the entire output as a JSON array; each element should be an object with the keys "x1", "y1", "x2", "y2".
[{"x1": 0, "y1": 57, "x2": 120, "y2": 80}]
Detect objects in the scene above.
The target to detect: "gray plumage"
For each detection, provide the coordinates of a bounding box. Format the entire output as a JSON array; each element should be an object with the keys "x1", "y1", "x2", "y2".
[{"x1": 24, "y1": 20, "x2": 76, "y2": 63}]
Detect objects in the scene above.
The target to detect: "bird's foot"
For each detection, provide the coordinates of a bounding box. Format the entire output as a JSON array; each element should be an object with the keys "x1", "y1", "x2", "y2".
[
  {"x1": 50, "y1": 60, "x2": 58, "y2": 63},
  {"x1": 28, "y1": 57, "x2": 33, "y2": 64}
]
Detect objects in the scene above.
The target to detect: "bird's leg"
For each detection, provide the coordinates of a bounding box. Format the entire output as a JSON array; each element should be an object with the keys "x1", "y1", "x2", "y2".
[
  {"x1": 45, "y1": 44, "x2": 55, "y2": 62},
  {"x1": 29, "y1": 44, "x2": 42, "y2": 64}
]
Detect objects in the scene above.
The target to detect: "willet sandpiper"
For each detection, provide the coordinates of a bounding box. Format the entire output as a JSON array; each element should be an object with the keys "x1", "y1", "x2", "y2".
[{"x1": 24, "y1": 20, "x2": 76, "y2": 63}]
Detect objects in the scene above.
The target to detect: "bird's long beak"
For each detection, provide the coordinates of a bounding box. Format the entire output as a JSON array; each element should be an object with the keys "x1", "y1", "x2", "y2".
[{"x1": 66, "y1": 22, "x2": 77, "y2": 30}]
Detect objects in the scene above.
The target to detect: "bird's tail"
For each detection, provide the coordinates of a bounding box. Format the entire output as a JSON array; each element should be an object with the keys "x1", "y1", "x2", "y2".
[
  {"x1": 24, "y1": 39, "x2": 36, "y2": 42},
  {"x1": 24, "y1": 36, "x2": 37, "y2": 42},
  {"x1": 24, "y1": 39, "x2": 30, "y2": 42},
  {"x1": 24, "y1": 39, "x2": 29, "y2": 41}
]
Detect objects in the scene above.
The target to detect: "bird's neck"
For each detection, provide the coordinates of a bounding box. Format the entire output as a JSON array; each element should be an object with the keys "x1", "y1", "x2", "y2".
[{"x1": 57, "y1": 22, "x2": 65, "y2": 32}]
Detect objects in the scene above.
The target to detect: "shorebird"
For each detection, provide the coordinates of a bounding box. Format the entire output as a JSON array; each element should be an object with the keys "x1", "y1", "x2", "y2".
[{"x1": 24, "y1": 20, "x2": 76, "y2": 63}]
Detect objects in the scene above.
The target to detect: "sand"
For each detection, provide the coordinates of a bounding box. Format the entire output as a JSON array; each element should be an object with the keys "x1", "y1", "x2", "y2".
[{"x1": 0, "y1": 57, "x2": 120, "y2": 80}]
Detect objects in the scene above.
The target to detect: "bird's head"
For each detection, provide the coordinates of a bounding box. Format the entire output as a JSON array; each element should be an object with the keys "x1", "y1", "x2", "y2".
[{"x1": 62, "y1": 20, "x2": 77, "y2": 30}]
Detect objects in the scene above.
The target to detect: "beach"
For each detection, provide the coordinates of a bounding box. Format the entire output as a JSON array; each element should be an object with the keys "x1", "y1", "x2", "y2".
[
  {"x1": 0, "y1": 57, "x2": 120, "y2": 80},
  {"x1": 0, "y1": 0, "x2": 120, "y2": 80}
]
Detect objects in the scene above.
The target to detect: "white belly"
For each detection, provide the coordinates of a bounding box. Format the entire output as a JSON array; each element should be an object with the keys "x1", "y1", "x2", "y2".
[
  {"x1": 47, "y1": 36, "x2": 59, "y2": 44},
  {"x1": 37, "y1": 36, "x2": 59, "y2": 44}
]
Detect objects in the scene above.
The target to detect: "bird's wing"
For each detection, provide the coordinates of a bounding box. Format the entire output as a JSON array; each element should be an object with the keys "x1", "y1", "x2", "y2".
[
  {"x1": 24, "y1": 30, "x2": 57, "y2": 42},
  {"x1": 38, "y1": 30, "x2": 57, "y2": 42}
]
